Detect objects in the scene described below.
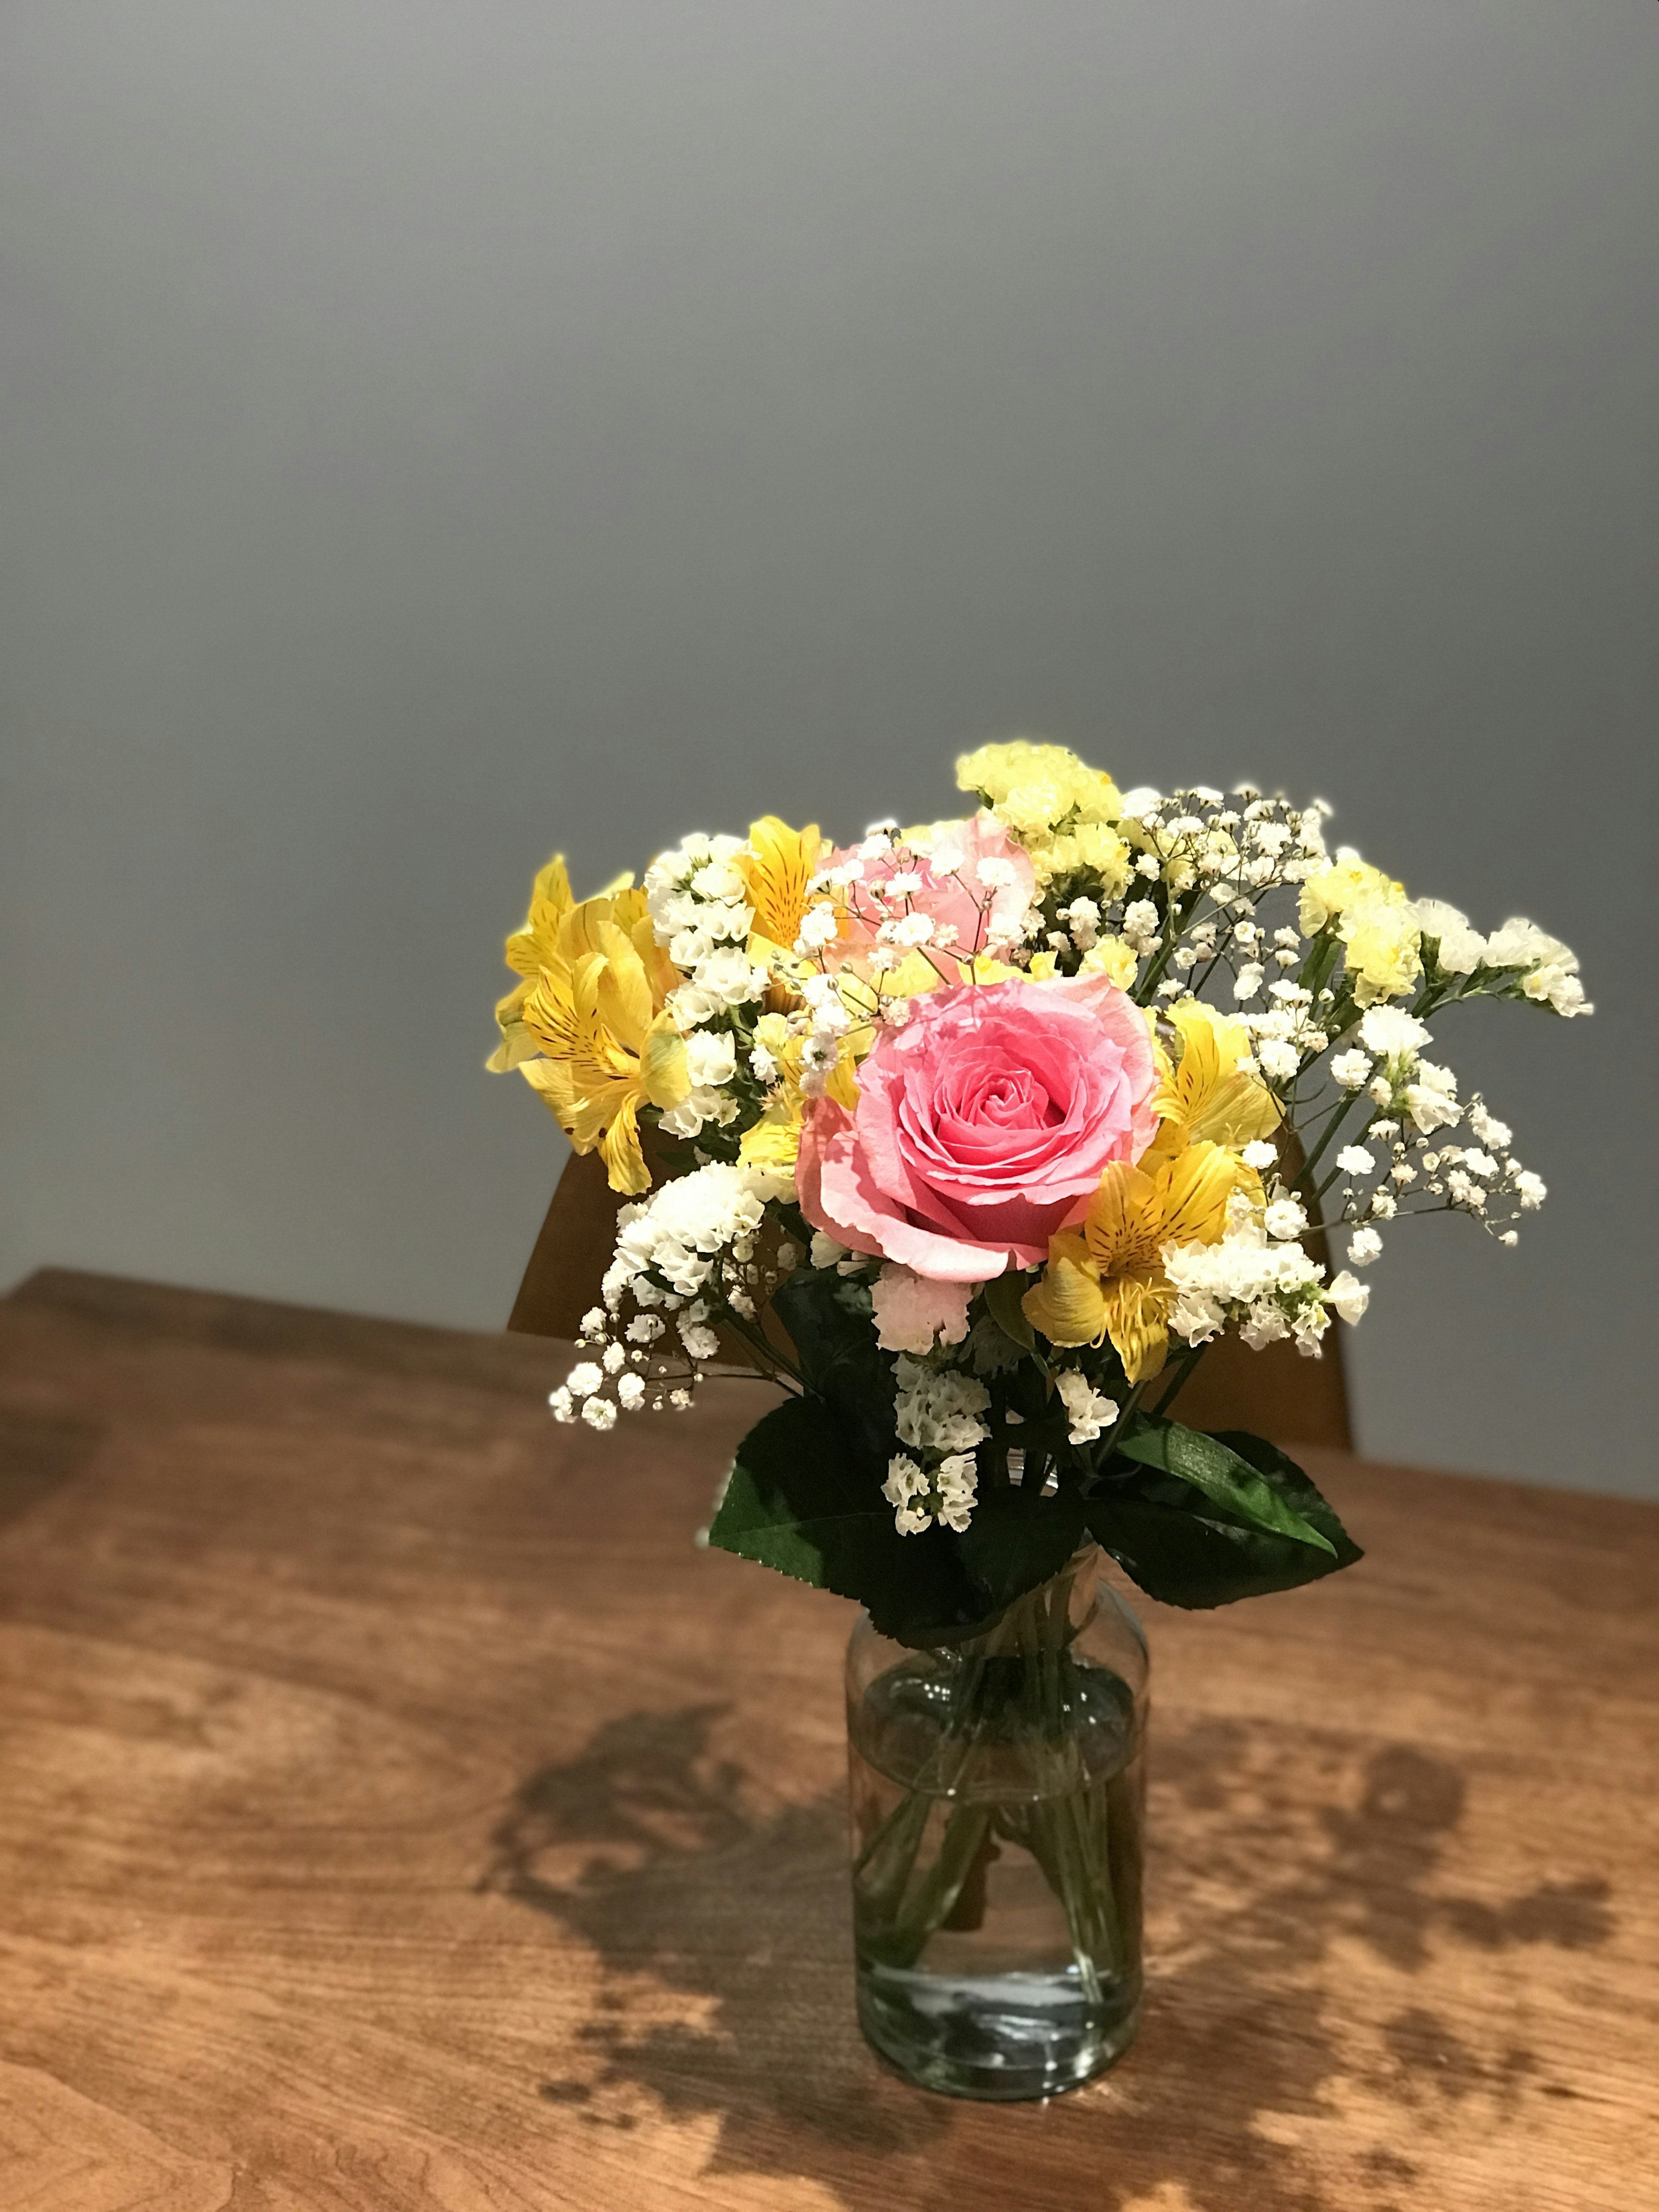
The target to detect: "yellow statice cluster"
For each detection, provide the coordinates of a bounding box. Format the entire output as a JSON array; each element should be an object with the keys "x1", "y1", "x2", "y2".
[
  {"x1": 1021, "y1": 1001, "x2": 1276, "y2": 1381},
  {"x1": 489, "y1": 859, "x2": 690, "y2": 1194},
  {"x1": 957, "y1": 740, "x2": 1132, "y2": 896},
  {"x1": 1300, "y1": 847, "x2": 1423, "y2": 1007}
]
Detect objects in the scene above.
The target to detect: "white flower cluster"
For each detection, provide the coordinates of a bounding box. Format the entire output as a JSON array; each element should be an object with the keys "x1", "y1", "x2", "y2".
[
  {"x1": 1319, "y1": 1009, "x2": 1545, "y2": 1255},
  {"x1": 883, "y1": 1353, "x2": 992, "y2": 1535},
  {"x1": 1414, "y1": 904, "x2": 1592, "y2": 1018},
  {"x1": 1055, "y1": 1369, "x2": 1120, "y2": 1444},
  {"x1": 644, "y1": 833, "x2": 769, "y2": 1138},
  {"x1": 550, "y1": 1163, "x2": 791, "y2": 1427},
  {"x1": 1096, "y1": 788, "x2": 1339, "y2": 1033},
  {"x1": 1163, "y1": 1193, "x2": 1370, "y2": 1358}
]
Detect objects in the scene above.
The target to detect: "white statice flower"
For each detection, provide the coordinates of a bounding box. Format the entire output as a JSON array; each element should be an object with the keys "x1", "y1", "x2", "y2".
[
  {"x1": 1335, "y1": 1146, "x2": 1375, "y2": 1177},
  {"x1": 669, "y1": 927, "x2": 715, "y2": 970},
  {"x1": 696, "y1": 947, "x2": 767, "y2": 1007},
  {"x1": 1358, "y1": 1006, "x2": 1430, "y2": 1061},
  {"x1": 1239, "y1": 1303, "x2": 1291, "y2": 1351},
  {"x1": 1292, "y1": 1303, "x2": 1332, "y2": 1356},
  {"x1": 893, "y1": 1356, "x2": 992, "y2": 1456},
  {"x1": 870, "y1": 1267, "x2": 973, "y2": 1355},
  {"x1": 883, "y1": 1446, "x2": 978, "y2": 1536},
  {"x1": 934, "y1": 1453, "x2": 979, "y2": 1533},
  {"x1": 690, "y1": 857, "x2": 745, "y2": 901},
  {"x1": 683, "y1": 1029, "x2": 739, "y2": 1088},
  {"x1": 1331, "y1": 1049, "x2": 1373, "y2": 1090},
  {"x1": 1348, "y1": 1225, "x2": 1384, "y2": 1265},
  {"x1": 1409, "y1": 899, "x2": 1487, "y2": 976},
  {"x1": 1055, "y1": 1370, "x2": 1119, "y2": 1445},
  {"x1": 1486, "y1": 918, "x2": 1592, "y2": 1018},
  {"x1": 611, "y1": 1163, "x2": 775, "y2": 1305},
  {"x1": 882, "y1": 1456, "x2": 930, "y2": 1536},
  {"x1": 1163, "y1": 1202, "x2": 1367, "y2": 1358}
]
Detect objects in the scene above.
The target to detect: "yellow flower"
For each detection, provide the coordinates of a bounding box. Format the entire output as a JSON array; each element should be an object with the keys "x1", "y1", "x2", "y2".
[
  {"x1": 738, "y1": 816, "x2": 826, "y2": 957},
  {"x1": 1341, "y1": 899, "x2": 1423, "y2": 1006},
  {"x1": 1021, "y1": 1142, "x2": 1248, "y2": 1382},
  {"x1": 1147, "y1": 1000, "x2": 1282, "y2": 1157},
  {"x1": 1077, "y1": 936, "x2": 1140, "y2": 990},
  {"x1": 1299, "y1": 848, "x2": 1404, "y2": 935},
  {"x1": 489, "y1": 864, "x2": 689, "y2": 1195},
  {"x1": 956, "y1": 740, "x2": 1123, "y2": 830},
  {"x1": 1033, "y1": 820, "x2": 1131, "y2": 896},
  {"x1": 1297, "y1": 846, "x2": 1422, "y2": 1007}
]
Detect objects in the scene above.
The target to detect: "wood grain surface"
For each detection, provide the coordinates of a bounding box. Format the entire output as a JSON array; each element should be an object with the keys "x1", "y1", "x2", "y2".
[{"x1": 0, "y1": 1266, "x2": 1653, "y2": 2211}]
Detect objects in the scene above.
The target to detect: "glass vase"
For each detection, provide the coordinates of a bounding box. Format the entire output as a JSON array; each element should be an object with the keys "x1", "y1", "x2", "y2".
[{"x1": 845, "y1": 1546, "x2": 1147, "y2": 2101}]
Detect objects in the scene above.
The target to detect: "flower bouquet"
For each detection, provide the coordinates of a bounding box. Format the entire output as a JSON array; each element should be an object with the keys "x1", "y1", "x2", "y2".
[{"x1": 490, "y1": 741, "x2": 1586, "y2": 2100}]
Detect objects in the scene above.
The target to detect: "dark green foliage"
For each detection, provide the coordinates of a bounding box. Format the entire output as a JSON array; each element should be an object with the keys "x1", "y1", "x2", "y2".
[
  {"x1": 1087, "y1": 1427, "x2": 1361, "y2": 1609},
  {"x1": 707, "y1": 1395, "x2": 987, "y2": 1645},
  {"x1": 956, "y1": 1481, "x2": 1088, "y2": 1615},
  {"x1": 709, "y1": 1286, "x2": 1363, "y2": 1634},
  {"x1": 1115, "y1": 1419, "x2": 1335, "y2": 1553}
]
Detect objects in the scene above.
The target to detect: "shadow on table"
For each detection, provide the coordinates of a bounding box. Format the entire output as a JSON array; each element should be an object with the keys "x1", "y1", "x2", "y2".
[{"x1": 480, "y1": 1706, "x2": 1611, "y2": 2212}]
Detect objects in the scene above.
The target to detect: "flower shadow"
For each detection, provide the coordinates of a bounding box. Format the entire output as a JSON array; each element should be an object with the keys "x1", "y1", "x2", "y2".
[{"x1": 481, "y1": 1706, "x2": 1612, "y2": 2210}]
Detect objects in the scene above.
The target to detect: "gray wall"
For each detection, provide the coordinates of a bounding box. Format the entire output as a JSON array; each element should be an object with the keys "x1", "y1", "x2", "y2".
[{"x1": 3, "y1": 3, "x2": 1654, "y2": 1495}]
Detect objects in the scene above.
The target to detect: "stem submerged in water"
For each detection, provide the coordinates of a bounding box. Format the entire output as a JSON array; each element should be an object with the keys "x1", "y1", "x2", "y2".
[{"x1": 851, "y1": 1555, "x2": 1136, "y2": 1992}]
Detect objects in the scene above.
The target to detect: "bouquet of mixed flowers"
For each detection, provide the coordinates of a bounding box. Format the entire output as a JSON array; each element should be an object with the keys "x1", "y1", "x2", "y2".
[
  {"x1": 492, "y1": 740, "x2": 1584, "y2": 1640},
  {"x1": 489, "y1": 739, "x2": 1587, "y2": 2096}
]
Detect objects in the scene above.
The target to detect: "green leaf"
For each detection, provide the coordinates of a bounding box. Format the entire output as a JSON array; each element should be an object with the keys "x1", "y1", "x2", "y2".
[
  {"x1": 964, "y1": 1312, "x2": 1027, "y2": 1378},
  {"x1": 956, "y1": 1482, "x2": 1088, "y2": 1615},
  {"x1": 1116, "y1": 1419, "x2": 1335, "y2": 1554},
  {"x1": 770, "y1": 1269, "x2": 897, "y2": 1467},
  {"x1": 708, "y1": 1395, "x2": 986, "y2": 1645},
  {"x1": 1087, "y1": 1431, "x2": 1362, "y2": 1609},
  {"x1": 982, "y1": 1273, "x2": 1037, "y2": 1353}
]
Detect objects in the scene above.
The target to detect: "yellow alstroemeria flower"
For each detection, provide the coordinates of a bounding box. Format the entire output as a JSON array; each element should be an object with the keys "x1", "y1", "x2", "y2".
[
  {"x1": 738, "y1": 816, "x2": 829, "y2": 973},
  {"x1": 1147, "y1": 1000, "x2": 1282, "y2": 1159},
  {"x1": 1021, "y1": 1141, "x2": 1250, "y2": 1382},
  {"x1": 490, "y1": 864, "x2": 690, "y2": 1195}
]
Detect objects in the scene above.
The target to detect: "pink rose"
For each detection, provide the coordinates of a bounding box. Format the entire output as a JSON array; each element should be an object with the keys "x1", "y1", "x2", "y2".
[
  {"x1": 798, "y1": 974, "x2": 1159, "y2": 1281},
  {"x1": 822, "y1": 815, "x2": 1034, "y2": 982}
]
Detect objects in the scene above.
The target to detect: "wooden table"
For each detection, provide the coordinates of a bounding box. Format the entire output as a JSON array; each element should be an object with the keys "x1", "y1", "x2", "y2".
[{"x1": 0, "y1": 1270, "x2": 1653, "y2": 2211}]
